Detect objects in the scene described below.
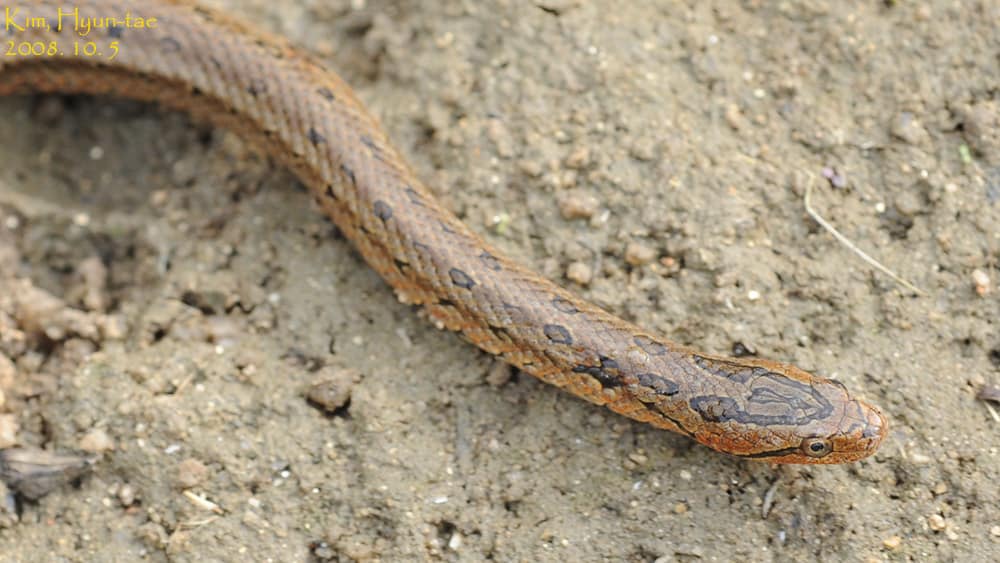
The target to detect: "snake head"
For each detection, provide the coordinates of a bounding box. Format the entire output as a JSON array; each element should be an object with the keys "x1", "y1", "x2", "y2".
[
  {"x1": 685, "y1": 355, "x2": 888, "y2": 464},
  {"x1": 758, "y1": 390, "x2": 889, "y2": 464}
]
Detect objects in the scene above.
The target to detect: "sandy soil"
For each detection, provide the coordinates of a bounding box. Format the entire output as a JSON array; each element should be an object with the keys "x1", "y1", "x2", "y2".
[{"x1": 0, "y1": 0, "x2": 998, "y2": 561}]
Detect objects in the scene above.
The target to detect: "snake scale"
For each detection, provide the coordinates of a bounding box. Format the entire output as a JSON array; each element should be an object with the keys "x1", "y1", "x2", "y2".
[{"x1": 0, "y1": 0, "x2": 887, "y2": 463}]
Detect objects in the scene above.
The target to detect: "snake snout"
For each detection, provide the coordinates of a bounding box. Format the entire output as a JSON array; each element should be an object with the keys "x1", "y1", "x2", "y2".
[{"x1": 861, "y1": 402, "x2": 889, "y2": 444}]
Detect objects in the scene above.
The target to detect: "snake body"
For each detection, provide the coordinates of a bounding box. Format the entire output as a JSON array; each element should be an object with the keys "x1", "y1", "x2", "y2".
[{"x1": 0, "y1": 0, "x2": 887, "y2": 463}]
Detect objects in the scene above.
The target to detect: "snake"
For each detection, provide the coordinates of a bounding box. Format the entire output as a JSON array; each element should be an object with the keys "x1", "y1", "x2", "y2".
[{"x1": 0, "y1": 0, "x2": 887, "y2": 464}]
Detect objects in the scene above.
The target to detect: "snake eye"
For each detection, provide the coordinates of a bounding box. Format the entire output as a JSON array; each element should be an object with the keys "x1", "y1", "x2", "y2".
[{"x1": 801, "y1": 437, "x2": 832, "y2": 458}]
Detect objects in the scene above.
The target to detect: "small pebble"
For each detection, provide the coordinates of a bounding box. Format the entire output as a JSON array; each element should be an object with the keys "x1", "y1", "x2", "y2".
[
  {"x1": 821, "y1": 166, "x2": 848, "y2": 189},
  {"x1": 894, "y1": 190, "x2": 924, "y2": 217},
  {"x1": 118, "y1": 484, "x2": 137, "y2": 507},
  {"x1": 624, "y1": 242, "x2": 656, "y2": 266},
  {"x1": 959, "y1": 101, "x2": 1000, "y2": 159},
  {"x1": 627, "y1": 451, "x2": 648, "y2": 465},
  {"x1": 485, "y1": 362, "x2": 513, "y2": 388},
  {"x1": 629, "y1": 139, "x2": 656, "y2": 161},
  {"x1": 0, "y1": 414, "x2": 18, "y2": 449},
  {"x1": 171, "y1": 157, "x2": 199, "y2": 185},
  {"x1": 79, "y1": 428, "x2": 114, "y2": 453},
  {"x1": 890, "y1": 112, "x2": 927, "y2": 145},
  {"x1": 971, "y1": 269, "x2": 991, "y2": 296},
  {"x1": 724, "y1": 103, "x2": 746, "y2": 131},
  {"x1": 566, "y1": 262, "x2": 593, "y2": 285},
  {"x1": 0, "y1": 352, "x2": 17, "y2": 387},
  {"x1": 565, "y1": 147, "x2": 591, "y2": 169},
  {"x1": 518, "y1": 160, "x2": 543, "y2": 178},
  {"x1": 306, "y1": 367, "x2": 360, "y2": 413},
  {"x1": 882, "y1": 535, "x2": 903, "y2": 551},
  {"x1": 558, "y1": 191, "x2": 599, "y2": 220},
  {"x1": 176, "y1": 458, "x2": 209, "y2": 489},
  {"x1": 659, "y1": 256, "x2": 680, "y2": 274},
  {"x1": 990, "y1": 525, "x2": 1000, "y2": 537},
  {"x1": 927, "y1": 514, "x2": 947, "y2": 532}
]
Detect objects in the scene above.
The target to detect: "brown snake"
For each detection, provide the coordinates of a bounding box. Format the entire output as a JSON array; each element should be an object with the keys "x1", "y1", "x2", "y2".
[{"x1": 0, "y1": 0, "x2": 887, "y2": 464}]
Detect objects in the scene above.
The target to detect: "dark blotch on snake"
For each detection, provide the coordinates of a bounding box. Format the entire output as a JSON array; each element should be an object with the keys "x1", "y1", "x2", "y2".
[
  {"x1": 373, "y1": 200, "x2": 392, "y2": 221},
  {"x1": 552, "y1": 297, "x2": 579, "y2": 314},
  {"x1": 162, "y1": 37, "x2": 182, "y2": 52},
  {"x1": 542, "y1": 324, "x2": 573, "y2": 345},
  {"x1": 573, "y1": 356, "x2": 622, "y2": 388},
  {"x1": 449, "y1": 268, "x2": 475, "y2": 289},
  {"x1": 404, "y1": 186, "x2": 425, "y2": 206},
  {"x1": 480, "y1": 252, "x2": 501, "y2": 271},
  {"x1": 634, "y1": 335, "x2": 667, "y2": 356},
  {"x1": 636, "y1": 373, "x2": 679, "y2": 396},
  {"x1": 308, "y1": 127, "x2": 326, "y2": 146},
  {"x1": 340, "y1": 163, "x2": 356, "y2": 186}
]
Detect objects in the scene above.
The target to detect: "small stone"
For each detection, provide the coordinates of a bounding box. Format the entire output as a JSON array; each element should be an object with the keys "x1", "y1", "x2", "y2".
[
  {"x1": 137, "y1": 522, "x2": 169, "y2": 549},
  {"x1": 0, "y1": 414, "x2": 18, "y2": 448},
  {"x1": 518, "y1": 160, "x2": 544, "y2": 177},
  {"x1": 118, "y1": 484, "x2": 137, "y2": 507},
  {"x1": 98, "y1": 315, "x2": 128, "y2": 340},
  {"x1": 486, "y1": 120, "x2": 515, "y2": 158},
  {"x1": 971, "y1": 269, "x2": 991, "y2": 296},
  {"x1": 673, "y1": 502, "x2": 688, "y2": 514},
  {"x1": 927, "y1": 514, "x2": 946, "y2": 531},
  {"x1": 486, "y1": 362, "x2": 513, "y2": 388},
  {"x1": 990, "y1": 525, "x2": 1000, "y2": 537},
  {"x1": 932, "y1": 482, "x2": 948, "y2": 496},
  {"x1": 659, "y1": 256, "x2": 680, "y2": 274},
  {"x1": 558, "y1": 191, "x2": 599, "y2": 220},
  {"x1": 171, "y1": 157, "x2": 199, "y2": 186},
  {"x1": 679, "y1": 469, "x2": 692, "y2": 481},
  {"x1": 306, "y1": 367, "x2": 359, "y2": 413},
  {"x1": 566, "y1": 262, "x2": 593, "y2": 285},
  {"x1": 627, "y1": 451, "x2": 648, "y2": 465},
  {"x1": 894, "y1": 190, "x2": 924, "y2": 217},
  {"x1": 882, "y1": 535, "x2": 903, "y2": 551},
  {"x1": 724, "y1": 103, "x2": 746, "y2": 131},
  {"x1": 79, "y1": 428, "x2": 114, "y2": 453},
  {"x1": 890, "y1": 112, "x2": 928, "y2": 145},
  {"x1": 0, "y1": 353, "x2": 10, "y2": 389},
  {"x1": 176, "y1": 458, "x2": 209, "y2": 489},
  {"x1": 150, "y1": 190, "x2": 169, "y2": 207},
  {"x1": 959, "y1": 101, "x2": 999, "y2": 162},
  {"x1": 629, "y1": 138, "x2": 657, "y2": 161},
  {"x1": 565, "y1": 147, "x2": 591, "y2": 169},
  {"x1": 624, "y1": 242, "x2": 656, "y2": 266}
]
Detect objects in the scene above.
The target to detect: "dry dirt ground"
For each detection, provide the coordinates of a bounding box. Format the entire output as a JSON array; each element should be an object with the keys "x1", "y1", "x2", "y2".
[{"x1": 0, "y1": 0, "x2": 999, "y2": 561}]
